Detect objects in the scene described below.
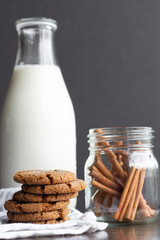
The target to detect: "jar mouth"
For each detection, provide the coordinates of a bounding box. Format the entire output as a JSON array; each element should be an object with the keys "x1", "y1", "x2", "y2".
[
  {"x1": 90, "y1": 126, "x2": 153, "y2": 133},
  {"x1": 15, "y1": 18, "x2": 57, "y2": 31},
  {"x1": 88, "y1": 126, "x2": 154, "y2": 151}
]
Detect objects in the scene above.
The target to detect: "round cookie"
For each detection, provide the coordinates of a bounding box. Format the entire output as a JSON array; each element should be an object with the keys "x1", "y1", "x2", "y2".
[
  {"x1": 9, "y1": 216, "x2": 70, "y2": 224},
  {"x1": 5, "y1": 200, "x2": 70, "y2": 213},
  {"x1": 22, "y1": 179, "x2": 86, "y2": 194},
  {"x1": 7, "y1": 207, "x2": 69, "y2": 222},
  {"x1": 14, "y1": 170, "x2": 75, "y2": 185},
  {"x1": 13, "y1": 191, "x2": 78, "y2": 203}
]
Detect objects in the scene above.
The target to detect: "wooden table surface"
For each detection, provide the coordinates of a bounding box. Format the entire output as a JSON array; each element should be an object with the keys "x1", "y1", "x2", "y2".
[{"x1": 24, "y1": 215, "x2": 160, "y2": 240}]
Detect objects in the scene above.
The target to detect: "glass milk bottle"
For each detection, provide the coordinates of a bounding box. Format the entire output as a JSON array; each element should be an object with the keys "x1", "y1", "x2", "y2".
[{"x1": 0, "y1": 18, "x2": 76, "y2": 194}]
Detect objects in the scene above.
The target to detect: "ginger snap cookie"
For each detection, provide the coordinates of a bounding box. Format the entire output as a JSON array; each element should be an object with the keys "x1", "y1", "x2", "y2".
[
  {"x1": 9, "y1": 216, "x2": 70, "y2": 224},
  {"x1": 7, "y1": 207, "x2": 70, "y2": 222},
  {"x1": 22, "y1": 179, "x2": 86, "y2": 194},
  {"x1": 14, "y1": 170, "x2": 75, "y2": 185},
  {"x1": 13, "y1": 191, "x2": 78, "y2": 203},
  {"x1": 5, "y1": 200, "x2": 70, "y2": 213}
]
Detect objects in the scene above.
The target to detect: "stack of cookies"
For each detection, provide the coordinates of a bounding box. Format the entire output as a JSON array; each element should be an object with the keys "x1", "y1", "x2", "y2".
[{"x1": 5, "y1": 170, "x2": 86, "y2": 224}]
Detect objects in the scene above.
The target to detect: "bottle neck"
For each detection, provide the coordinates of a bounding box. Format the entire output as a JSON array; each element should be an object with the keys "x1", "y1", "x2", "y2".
[{"x1": 15, "y1": 27, "x2": 58, "y2": 66}]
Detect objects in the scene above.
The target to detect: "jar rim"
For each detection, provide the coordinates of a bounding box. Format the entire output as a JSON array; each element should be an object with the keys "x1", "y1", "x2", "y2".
[
  {"x1": 15, "y1": 18, "x2": 57, "y2": 31},
  {"x1": 89, "y1": 126, "x2": 153, "y2": 133},
  {"x1": 88, "y1": 126, "x2": 154, "y2": 150}
]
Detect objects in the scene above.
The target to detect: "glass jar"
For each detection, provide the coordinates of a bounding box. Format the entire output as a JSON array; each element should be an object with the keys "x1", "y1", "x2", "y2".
[{"x1": 85, "y1": 127, "x2": 159, "y2": 224}]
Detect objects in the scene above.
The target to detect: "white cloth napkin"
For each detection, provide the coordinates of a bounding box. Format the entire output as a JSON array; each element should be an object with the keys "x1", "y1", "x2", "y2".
[{"x1": 0, "y1": 188, "x2": 108, "y2": 239}]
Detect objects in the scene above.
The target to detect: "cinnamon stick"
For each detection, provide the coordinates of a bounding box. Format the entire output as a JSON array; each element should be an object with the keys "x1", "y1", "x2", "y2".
[
  {"x1": 105, "y1": 150, "x2": 127, "y2": 182},
  {"x1": 146, "y1": 205, "x2": 155, "y2": 217},
  {"x1": 114, "y1": 140, "x2": 123, "y2": 146},
  {"x1": 95, "y1": 154, "x2": 114, "y2": 181},
  {"x1": 130, "y1": 168, "x2": 145, "y2": 221},
  {"x1": 93, "y1": 190, "x2": 106, "y2": 216},
  {"x1": 125, "y1": 179, "x2": 138, "y2": 220},
  {"x1": 90, "y1": 168, "x2": 122, "y2": 192},
  {"x1": 113, "y1": 166, "x2": 136, "y2": 220},
  {"x1": 106, "y1": 167, "x2": 115, "y2": 208},
  {"x1": 94, "y1": 128, "x2": 110, "y2": 148},
  {"x1": 114, "y1": 140, "x2": 128, "y2": 174},
  {"x1": 118, "y1": 168, "x2": 141, "y2": 222},
  {"x1": 138, "y1": 195, "x2": 150, "y2": 218},
  {"x1": 94, "y1": 129, "x2": 104, "y2": 160},
  {"x1": 90, "y1": 165, "x2": 100, "y2": 173},
  {"x1": 114, "y1": 177, "x2": 124, "y2": 188},
  {"x1": 106, "y1": 194, "x2": 114, "y2": 208},
  {"x1": 92, "y1": 180, "x2": 121, "y2": 199},
  {"x1": 114, "y1": 149, "x2": 129, "y2": 173}
]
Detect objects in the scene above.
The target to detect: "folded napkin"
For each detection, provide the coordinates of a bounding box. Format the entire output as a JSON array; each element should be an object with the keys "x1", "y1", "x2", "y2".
[{"x1": 0, "y1": 188, "x2": 108, "y2": 239}]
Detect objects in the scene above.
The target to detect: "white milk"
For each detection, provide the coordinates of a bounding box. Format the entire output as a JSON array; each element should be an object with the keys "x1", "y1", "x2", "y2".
[{"x1": 0, "y1": 65, "x2": 76, "y2": 188}]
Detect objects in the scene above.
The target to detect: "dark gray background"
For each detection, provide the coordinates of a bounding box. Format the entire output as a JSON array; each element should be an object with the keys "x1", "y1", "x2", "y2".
[{"x1": 0, "y1": 0, "x2": 160, "y2": 211}]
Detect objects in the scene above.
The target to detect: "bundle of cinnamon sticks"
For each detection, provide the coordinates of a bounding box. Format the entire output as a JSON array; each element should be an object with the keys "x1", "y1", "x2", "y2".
[{"x1": 89, "y1": 129, "x2": 155, "y2": 222}]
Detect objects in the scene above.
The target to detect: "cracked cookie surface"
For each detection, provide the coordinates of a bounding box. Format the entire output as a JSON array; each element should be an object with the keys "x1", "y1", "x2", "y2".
[
  {"x1": 5, "y1": 200, "x2": 70, "y2": 213},
  {"x1": 7, "y1": 207, "x2": 70, "y2": 222},
  {"x1": 14, "y1": 170, "x2": 75, "y2": 185},
  {"x1": 13, "y1": 190, "x2": 78, "y2": 203},
  {"x1": 22, "y1": 179, "x2": 86, "y2": 194}
]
